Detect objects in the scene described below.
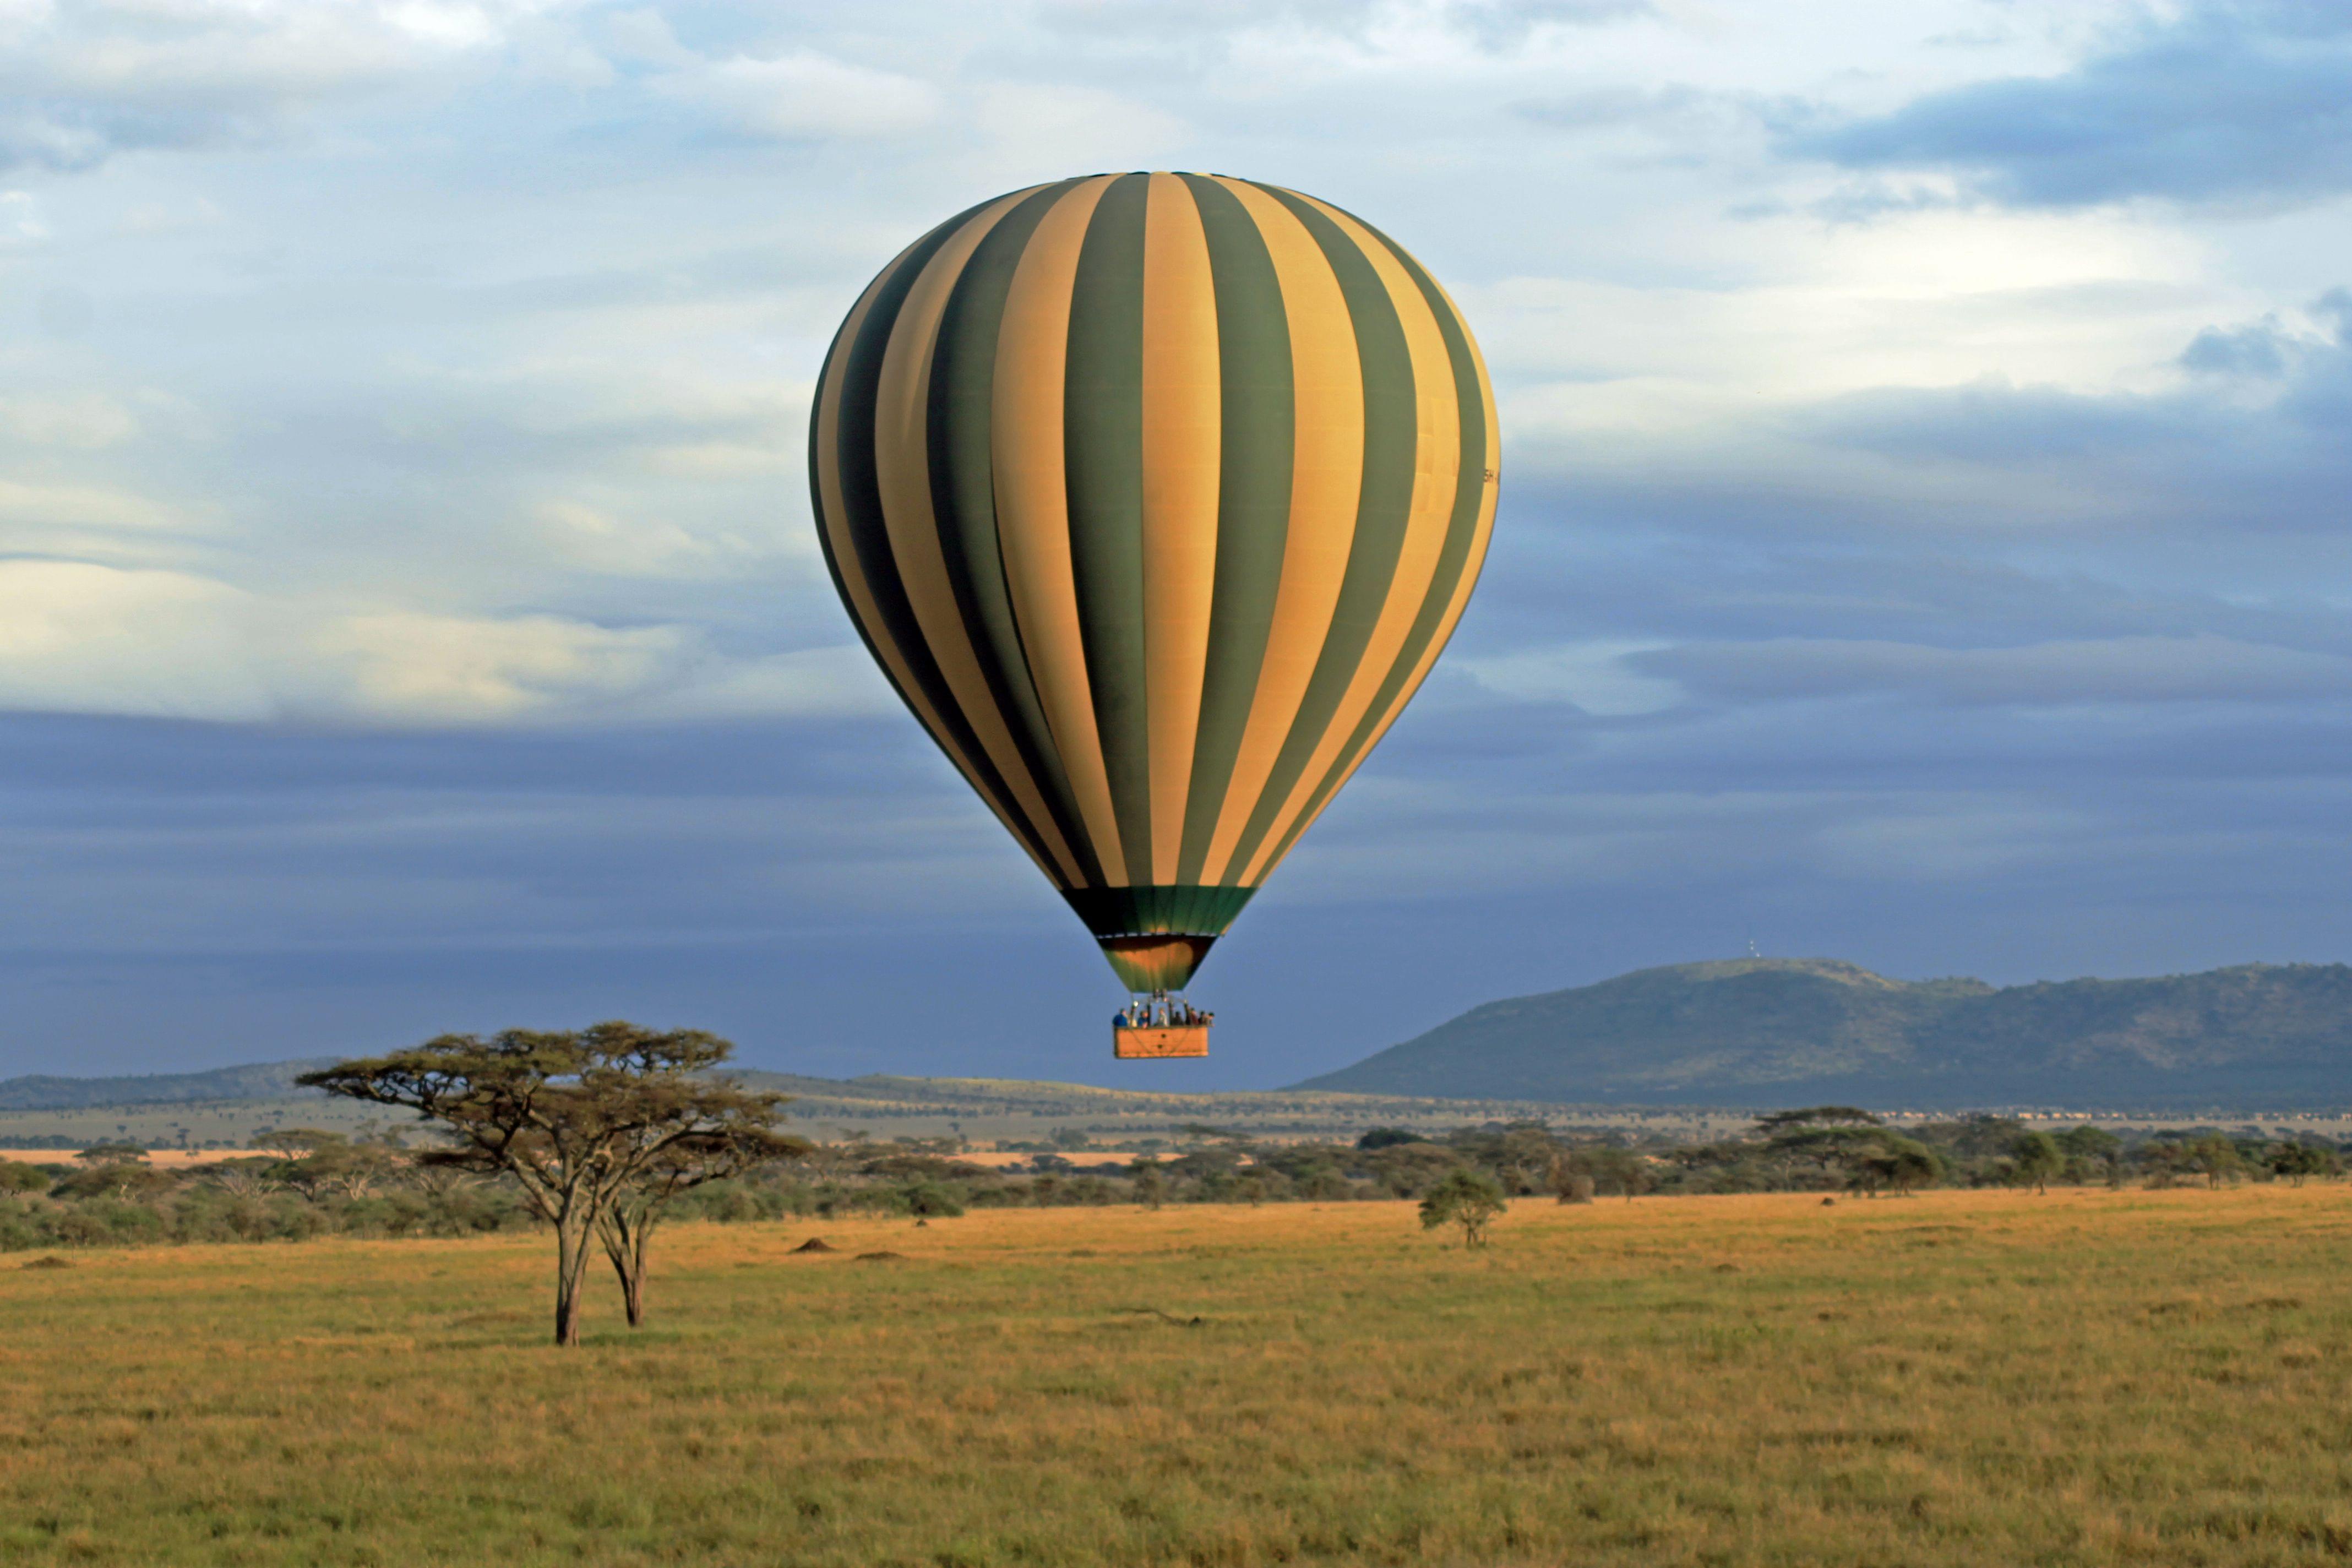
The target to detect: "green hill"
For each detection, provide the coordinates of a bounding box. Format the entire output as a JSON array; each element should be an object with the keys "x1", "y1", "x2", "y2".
[
  {"x1": 1293, "y1": 959, "x2": 2352, "y2": 1110},
  {"x1": 0, "y1": 1059, "x2": 337, "y2": 1112}
]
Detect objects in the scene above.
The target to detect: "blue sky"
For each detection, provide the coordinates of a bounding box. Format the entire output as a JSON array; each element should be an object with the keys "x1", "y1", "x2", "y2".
[{"x1": 3, "y1": 0, "x2": 2350, "y2": 1086}]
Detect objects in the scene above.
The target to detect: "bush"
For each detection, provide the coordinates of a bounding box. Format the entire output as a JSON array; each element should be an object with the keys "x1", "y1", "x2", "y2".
[
  {"x1": 900, "y1": 1181, "x2": 965, "y2": 1217},
  {"x1": 1419, "y1": 1169, "x2": 1506, "y2": 1248},
  {"x1": 0, "y1": 1163, "x2": 50, "y2": 1195}
]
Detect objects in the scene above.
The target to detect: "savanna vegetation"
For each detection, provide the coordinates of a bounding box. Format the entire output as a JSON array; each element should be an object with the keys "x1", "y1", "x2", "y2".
[
  {"x1": 3, "y1": 1187, "x2": 2349, "y2": 1566},
  {"x1": 5, "y1": 1104, "x2": 2339, "y2": 1264}
]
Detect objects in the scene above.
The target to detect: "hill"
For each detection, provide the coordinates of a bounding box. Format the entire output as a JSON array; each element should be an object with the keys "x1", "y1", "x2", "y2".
[
  {"x1": 0, "y1": 1062, "x2": 1749, "y2": 1150},
  {"x1": 1294, "y1": 958, "x2": 2352, "y2": 1110},
  {"x1": 0, "y1": 1059, "x2": 337, "y2": 1112}
]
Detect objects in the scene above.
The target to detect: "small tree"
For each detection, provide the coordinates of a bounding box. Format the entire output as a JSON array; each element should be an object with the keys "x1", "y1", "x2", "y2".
[
  {"x1": 1129, "y1": 1159, "x2": 1167, "y2": 1210},
  {"x1": 1853, "y1": 1134, "x2": 1942, "y2": 1196},
  {"x1": 2009, "y1": 1132, "x2": 2062, "y2": 1194},
  {"x1": 0, "y1": 1162, "x2": 50, "y2": 1196},
  {"x1": 1769, "y1": 1125, "x2": 1896, "y2": 1189},
  {"x1": 301, "y1": 1022, "x2": 799, "y2": 1347},
  {"x1": 1754, "y1": 1107, "x2": 1883, "y2": 1133},
  {"x1": 2270, "y1": 1141, "x2": 2340, "y2": 1186},
  {"x1": 1548, "y1": 1153, "x2": 1596, "y2": 1204},
  {"x1": 2055, "y1": 1125, "x2": 2124, "y2": 1186},
  {"x1": 2180, "y1": 1132, "x2": 2242, "y2": 1189},
  {"x1": 593, "y1": 1122, "x2": 807, "y2": 1327},
  {"x1": 1419, "y1": 1168, "x2": 1506, "y2": 1248}
]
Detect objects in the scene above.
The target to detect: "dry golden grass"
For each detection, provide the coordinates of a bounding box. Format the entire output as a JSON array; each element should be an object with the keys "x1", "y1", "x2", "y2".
[{"x1": 3, "y1": 1187, "x2": 2349, "y2": 1567}]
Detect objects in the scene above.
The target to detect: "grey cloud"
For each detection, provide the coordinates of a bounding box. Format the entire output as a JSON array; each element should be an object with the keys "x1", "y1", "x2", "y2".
[
  {"x1": 1038, "y1": 0, "x2": 1646, "y2": 51},
  {"x1": 1451, "y1": 0, "x2": 1653, "y2": 51},
  {"x1": 0, "y1": 2, "x2": 505, "y2": 174},
  {"x1": 1738, "y1": 295, "x2": 2352, "y2": 537},
  {"x1": 1795, "y1": 381, "x2": 2189, "y2": 465},
  {"x1": 1638, "y1": 635, "x2": 2352, "y2": 709},
  {"x1": 1790, "y1": 1, "x2": 2352, "y2": 209},
  {"x1": 1513, "y1": 83, "x2": 1758, "y2": 137},
  {"x1": 2180, "y1": 320, "x2": 2294, "y2": 377}
]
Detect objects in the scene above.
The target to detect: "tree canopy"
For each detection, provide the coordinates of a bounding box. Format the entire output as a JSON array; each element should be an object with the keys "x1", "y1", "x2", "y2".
[{"x1": 300, "y1": 1022, "x2": 803, "y2": 1345}]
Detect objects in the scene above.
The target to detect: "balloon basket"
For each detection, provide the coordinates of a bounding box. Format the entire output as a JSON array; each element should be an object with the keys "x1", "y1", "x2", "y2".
[{"x1": 1113, "y1": 1022, "x2": 1210, "y2": 1060}]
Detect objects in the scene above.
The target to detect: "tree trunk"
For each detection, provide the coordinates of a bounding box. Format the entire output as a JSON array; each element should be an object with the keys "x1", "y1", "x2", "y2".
[
  {"x1": 620, "y1": 1244, "x2": 644, "y2": 1327},
  {"x1": 554, "y1": 1214, "x2": 593, "y2": 1347},
  {"x1": 599, "y1": 1206, "x2": 655, "y2": 1328}
]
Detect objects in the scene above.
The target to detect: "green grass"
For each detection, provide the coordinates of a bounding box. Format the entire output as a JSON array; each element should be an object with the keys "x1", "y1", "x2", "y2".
[{"x1": 2, "y1": 1188, "x2": 2349, "y2": 1566}]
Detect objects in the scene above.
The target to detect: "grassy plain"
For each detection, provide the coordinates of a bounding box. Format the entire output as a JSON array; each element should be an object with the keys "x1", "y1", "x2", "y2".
[{"x1": 3, "y1": 1188, "x2": 2349, "y2": 1567}]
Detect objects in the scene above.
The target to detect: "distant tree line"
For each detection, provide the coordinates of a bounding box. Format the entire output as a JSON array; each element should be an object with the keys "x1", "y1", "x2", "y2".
[{"x1": 8, "y1": 1102, "x2": 2342, "y2": 1267}]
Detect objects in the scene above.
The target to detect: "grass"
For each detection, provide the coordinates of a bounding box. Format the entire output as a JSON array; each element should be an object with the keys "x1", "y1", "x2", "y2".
[{"x1": 2, "y1": 1188, "x2": 2349, "y2": 1567}]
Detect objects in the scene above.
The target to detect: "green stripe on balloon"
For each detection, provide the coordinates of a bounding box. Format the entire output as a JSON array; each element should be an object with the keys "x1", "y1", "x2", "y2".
[
  {"x1": 926, "y1": 181, "x2": 1105, "y2": 887},
  {"x1": 1257, "y1": 217, "x2": 1494, "y2": 875},
  {"x1": 825, "y1": 212, "x2": 1062, "y2": 878},
  {"x1": 1219, "y1": 183, "x2": 1420, "y2": 884},
  {"x1": 1063, "y1": 172, "x2": 1156, "y2": 888},
  {"x1": 1173, "y1": 172, "x2": 1295, "y2": 888},
  {"x1": 1060, "y1": 883, "x2": 1258, "y2": 938}
]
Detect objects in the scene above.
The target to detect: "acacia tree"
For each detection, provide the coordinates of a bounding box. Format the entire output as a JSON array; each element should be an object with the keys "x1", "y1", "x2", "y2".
[
  {"x1": 594, "y1": 1122, "x2": 806, "y2": 1328},
  {"x1": 2008, "y1": 1131, "x2": 2062, "y2": 1194},
  {"x1": 300, "y1": 1022, "x2": 800, "y2": 1346},
  {"x1": 1754, "y1": 1107, "x2": 1883, "y2": 1133},
  {"x1": 1419, "y1": 1168, "x2": 1506, "y2": 1248}
]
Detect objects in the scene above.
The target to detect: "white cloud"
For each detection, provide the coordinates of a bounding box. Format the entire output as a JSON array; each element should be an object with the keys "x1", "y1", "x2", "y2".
[
  {"x1": 307, "y1": 610, "x2": 686, "y2": 723},
  {"x1": 532, "y1": 498, "x2": 778, "y2": 579},
  {"x1": 968, "y1": 83, "x2": 1189, "y2": 169},
  {"x1": 0, "y1": 558, "x2": 893, "y2": 727},
  {"x1": 652, "y1": 644, "x2": 896, "y2": 721},
  {"x1": 0, "y1": 559, "x2": 267, "y2": 720},
  {"x1": 0, "y1": 0, "x2": 550, "y2": 170},
  {"x1": 658, "y1": 49, "x2": 942, "y2": 140},
  {"x1": 0, "y1": 392, "x2": 140, "y2": 448},
  {"x1": 0, "y1": 477, "x2": 196, "y2": 538},
  {"x1": 0, "y1": 188, "x2": 47, "y2": 247},
  {"x1": 1461, "y1": 640, "x2": 1684, "y2": 714}
]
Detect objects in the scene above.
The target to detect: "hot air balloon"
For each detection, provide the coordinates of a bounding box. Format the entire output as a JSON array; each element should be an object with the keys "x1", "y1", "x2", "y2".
[{"x1": 809, "y1": 172, "x2": 1496, "y2": 1058}]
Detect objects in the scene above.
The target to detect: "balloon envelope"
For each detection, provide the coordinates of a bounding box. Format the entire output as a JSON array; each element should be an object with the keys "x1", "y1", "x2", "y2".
[{"x1": 810, "y1": 172, "x2": 1497, "y2": 992}]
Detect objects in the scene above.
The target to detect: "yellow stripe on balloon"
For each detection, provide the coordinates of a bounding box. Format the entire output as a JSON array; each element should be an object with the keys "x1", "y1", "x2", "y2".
[
  {"x1": 814, "y1": 240, "x2": 1058, "y2": 883},
  {"x1": 1251, "y1": 267, "x2": 1500, "y2": 883},
  {"x1": 1137, "y1": 172, "x2": 1222, "y2": 886},
  {"x1": 1196, "y1": 175, "x2": 1363, "y2": 888},
  {"x1": 873, "y1": 190, "x2": 1086, "y2": 888},
  {"x1": 991, "y1": 175, "x2": 1130, "y2": 888},
  {"x1": 1239, "y1": 194, "x2": 1461, "y2": 885}
]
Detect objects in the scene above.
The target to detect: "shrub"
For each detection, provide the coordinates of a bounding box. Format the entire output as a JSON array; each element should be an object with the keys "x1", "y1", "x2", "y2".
[{"x1": 1419, "y1": 1169, "x2": 1506, "y2": 1248}]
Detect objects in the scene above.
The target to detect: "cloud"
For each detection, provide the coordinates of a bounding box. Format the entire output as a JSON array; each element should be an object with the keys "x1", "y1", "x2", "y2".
[
  {"x1": 1791, "y1": 1, "x2": 2352, "y2": 209},
  {"x1": 1638, "y1": 635, "x2": 2352, "y2": 709},
  {"x1": 654, "y1": 48, "x2": 942, "y2": 140},
  {"x1": 308, "y1": 611, "x2": 688, "y2": 724},
  {"x1": 0, "y1": 561, "x2": 889, "y2": 727},
  {"x1": 0, "y1": 188, "x2": 47, "y2": 248},
  {"x1": 1041, "y1": 0, "x2": 1648, "y2": 51},
  {"x1": 0, "y1": 477, "x2": 204, "y2": 561},
  {"x1": 651, "y1": 645, "x2": 896, "y2": 721},
  {"x1": 0, "y1": 559, "x2": 266, "y2": 720},
  {"x1": 968, "y1": 83, "x2": 1188, "y2": 168},
  {"x1": 1514, "y1": 83, "x2": 1734, "y2": 134},
  {"x1": 0, "y1": 0, "x2": 532, "y2": 173},
  {"x1": 0, "y1": 391, "x2": 141, "y2": 449},
  {"x1": 1458, "y1": 640, "x2": 1683, "y2": 715}
]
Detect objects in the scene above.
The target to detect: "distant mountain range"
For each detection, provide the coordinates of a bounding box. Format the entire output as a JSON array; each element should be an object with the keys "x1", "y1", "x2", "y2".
[
  {"x1": 1294, "y1": 958, "x2": 2352, "y2": 1109},
  {"x1": 10, "y1": 958, "x2": 2350, "y2": 1115},
  {"x1": 0, "y1": 1059, "x2": 336, "y2": 1112}
]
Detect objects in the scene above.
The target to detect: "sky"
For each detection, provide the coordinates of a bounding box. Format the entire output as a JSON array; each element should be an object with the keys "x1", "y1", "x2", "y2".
[{"x1": 3, "y1": 0, "x2": 2350, "y2": 1088}]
